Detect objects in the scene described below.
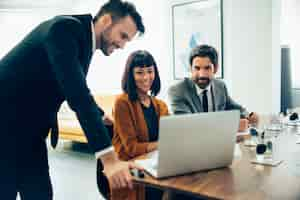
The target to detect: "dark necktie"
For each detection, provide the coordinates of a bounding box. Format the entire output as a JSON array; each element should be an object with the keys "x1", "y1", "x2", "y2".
[{"x1": 202, "y1": 89, "x2": 208, "y2": 112}]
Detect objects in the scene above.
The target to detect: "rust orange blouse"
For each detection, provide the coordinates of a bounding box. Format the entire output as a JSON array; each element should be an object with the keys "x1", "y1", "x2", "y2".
[{"x1": 112, "y1": 93, "x2": 169, "y2": 161}]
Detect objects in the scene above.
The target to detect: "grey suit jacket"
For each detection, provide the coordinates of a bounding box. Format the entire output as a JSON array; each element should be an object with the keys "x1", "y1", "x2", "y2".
[{"x1": 168, "y1": 78, "x2": 248, "y2": 118}]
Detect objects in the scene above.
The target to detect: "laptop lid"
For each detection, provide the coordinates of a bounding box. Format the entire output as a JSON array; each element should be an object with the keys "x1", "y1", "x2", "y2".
[{"x1": 156, "y1": 110, "x2": 240, "y2": 178}]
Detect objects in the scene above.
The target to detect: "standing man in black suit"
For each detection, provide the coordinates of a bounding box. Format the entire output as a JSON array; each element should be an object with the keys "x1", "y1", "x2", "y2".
[{"x1": 0, "y1": 0, "x2": 145, "y2": 199}]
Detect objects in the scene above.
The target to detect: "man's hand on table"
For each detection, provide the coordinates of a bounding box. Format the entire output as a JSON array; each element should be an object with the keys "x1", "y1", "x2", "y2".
[
  {"x1": 105, "y1": 160, "x2": 144, "y2": 190},
  {"x1": 96, "y1": 152, "x2": 144, "y2": 197}
]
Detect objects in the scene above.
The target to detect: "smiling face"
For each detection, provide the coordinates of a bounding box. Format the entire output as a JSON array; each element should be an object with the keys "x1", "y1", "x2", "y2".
[
  {"x1": 191, "y1": 56, "x2": 215, "y2": 89},
  {"x1": 98, "y1": 15, "x2": 137, "y2": 56},
  {"x1": 133, "y1": 66, "x2": 155, "y2": 95}
]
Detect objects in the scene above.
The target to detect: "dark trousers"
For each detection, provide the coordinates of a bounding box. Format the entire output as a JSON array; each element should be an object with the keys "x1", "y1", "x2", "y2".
[
  {"x1": 169, "y1": 191, "x2": 207, "y2": 200},
  {"x1": 146, "y1": 186, "x2": 164, "y2": 200},
  {"x1": 0, "y1": 137, "x2": 53, "y2": 200},
  {"x1": 1, "y1": 171, "x2": 53, "y2": 200},
  {"x1": 16, "y1": 169, "x2": 53, "y2": 200}
]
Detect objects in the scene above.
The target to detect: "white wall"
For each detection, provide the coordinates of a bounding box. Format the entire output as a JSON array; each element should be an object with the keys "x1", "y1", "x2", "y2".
[
  {"x1": 281, "y1": 0, "x2": 300, "y2": 88},
  {"x1": 221, "y1": 0, "x2": 281, "y2": 114},
  {"x1": 0, "y1": 0, "x2": 81, "y2": 58},
  {"x1": 0, "y1": 0, "x2": 281, "y2": 114},
  {"x1": 164, "y1": 0, "x2": 281, "y2": 114},
  {"x1": 0, "y1": 0, "x2": 172, "y2": 98},
  {"x1": 86, "y1": 0, "x2": 172, "y2": 98}
]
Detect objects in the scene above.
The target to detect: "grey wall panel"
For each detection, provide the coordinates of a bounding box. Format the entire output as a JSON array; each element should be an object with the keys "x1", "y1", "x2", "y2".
[
  {"x1": 291, "y1": 89, "x2": 300, "y2": 108},
  {"x1": 281, "y1": 45, "x2": 292, "y2": 112}
]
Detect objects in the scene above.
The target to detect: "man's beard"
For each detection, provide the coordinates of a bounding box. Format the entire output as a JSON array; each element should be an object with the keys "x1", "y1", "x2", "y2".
[
  {"x1": 194, "y1": 77, "x2": 211, "y2": 89},
  {"x1": 99, "y1": 33, "x2": 110, "y2": 56}
]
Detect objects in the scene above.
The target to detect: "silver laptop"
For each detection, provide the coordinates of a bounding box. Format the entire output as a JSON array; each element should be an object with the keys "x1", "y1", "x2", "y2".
[{"x1": 135, "y1": 110, "x2": 240, "y2": 178}]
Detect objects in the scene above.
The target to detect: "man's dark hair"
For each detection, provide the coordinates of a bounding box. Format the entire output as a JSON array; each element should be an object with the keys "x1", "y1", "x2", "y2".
[
  {"x1": 189, "y1": 44, "x2": 219, "y2": 72},
  {"x1": 122, "y1": 50, "x2": 161, "y2": 101},
  {"x1": 93, "y1": 0, "x2": 145, "y2": 36}
]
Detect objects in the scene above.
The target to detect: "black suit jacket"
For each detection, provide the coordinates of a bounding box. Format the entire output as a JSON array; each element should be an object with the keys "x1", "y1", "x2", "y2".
[{"x1": 0, "y1": 14, "x2": 111, "y2": 155}]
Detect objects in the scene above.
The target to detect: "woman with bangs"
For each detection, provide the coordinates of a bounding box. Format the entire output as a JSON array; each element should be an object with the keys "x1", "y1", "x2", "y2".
[
  {"x1": 111, "y1": 50, "x2": 168, "y2": 200},
  {"x1": 112, "y1": 50, "x2": 168, "y2": 161}
]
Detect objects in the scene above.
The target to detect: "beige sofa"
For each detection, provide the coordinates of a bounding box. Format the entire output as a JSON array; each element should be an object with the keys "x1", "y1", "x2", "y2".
[{"x1": 57, "y1": 95, "x2": 116, "y2": 143}]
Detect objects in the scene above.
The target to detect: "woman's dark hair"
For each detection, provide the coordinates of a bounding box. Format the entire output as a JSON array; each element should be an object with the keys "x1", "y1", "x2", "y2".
[
  {"x1": 93, "y1": 0, "x2": 145, "y2": 36},
  {"x1": 121, "y1": 50, "x2": 161, "y2": 101}
]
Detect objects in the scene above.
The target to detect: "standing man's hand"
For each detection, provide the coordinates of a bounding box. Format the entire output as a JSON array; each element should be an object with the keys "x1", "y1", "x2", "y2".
[
  {"x1": 104, "y1": 160, "x2": 144, "y2": 190},
  {"x1": 96, "y1": 157, "x2": 143, "y2": 199}
]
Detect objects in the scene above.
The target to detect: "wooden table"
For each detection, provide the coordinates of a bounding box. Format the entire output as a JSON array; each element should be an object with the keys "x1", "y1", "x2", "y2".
[
  {"x1": 130, "y1": 126, "x2": 300, "y2": 200},
  {"x1": 59, "y1": 117, "x2": 300, "y2": 199}
]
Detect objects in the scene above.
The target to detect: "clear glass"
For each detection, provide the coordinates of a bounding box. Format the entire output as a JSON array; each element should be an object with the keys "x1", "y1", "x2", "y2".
[
  {"x1": 256, "y1": 128, "x2": 280, "y2": 161},
  {"x1": 286, "y1": 108, "x2": 293, "y2": 116},
  {"x1": 267, "y1": 113, "x2": 284, "y2": 132}
]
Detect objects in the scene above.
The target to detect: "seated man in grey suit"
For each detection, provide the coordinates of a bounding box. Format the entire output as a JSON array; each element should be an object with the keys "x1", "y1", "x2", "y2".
[{"x1": 168, "y1": 44, "x2": 258, "y2": 131}]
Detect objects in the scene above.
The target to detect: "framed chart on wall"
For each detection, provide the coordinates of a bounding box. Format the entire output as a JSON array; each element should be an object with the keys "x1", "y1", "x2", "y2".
[{"x1": 171, "y1": 0, "x2": 223, "y2": 79}]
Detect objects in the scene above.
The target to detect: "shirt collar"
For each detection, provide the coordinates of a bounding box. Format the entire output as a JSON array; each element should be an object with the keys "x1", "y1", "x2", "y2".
[
  {"x1": 91, "y1": 22, "x2": 96, "y2": 53},
  {"x1": 195, "y1": 82, "x2": 211, "y2": 96}
]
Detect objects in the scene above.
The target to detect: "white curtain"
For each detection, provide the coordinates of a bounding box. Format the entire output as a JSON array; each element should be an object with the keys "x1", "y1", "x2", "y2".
[{"x1": 281, "y1": 0, "x2": 300, "y2": 88}]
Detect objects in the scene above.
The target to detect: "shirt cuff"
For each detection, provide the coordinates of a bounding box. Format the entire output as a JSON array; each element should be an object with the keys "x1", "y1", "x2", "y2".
[{"x1": 95, "y1": 146, "x2": 114, "y2": 159}]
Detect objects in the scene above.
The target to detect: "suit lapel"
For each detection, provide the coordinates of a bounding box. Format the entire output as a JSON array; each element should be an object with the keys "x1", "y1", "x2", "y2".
[
  {"x1": 72, "y1": 14, "x2": 93, "y2": 75},
  {"x1": 211, "y1": 79, "x2": 217, "y2": 111},
  {"x1": 84, "y1": 17, "x2": 93, "y2": 73},
  {"x1": 212, "y1": 79, "x2": 224, "y2": 111}
]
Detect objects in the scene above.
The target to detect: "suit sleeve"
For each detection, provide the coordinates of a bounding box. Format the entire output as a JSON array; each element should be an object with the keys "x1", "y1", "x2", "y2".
[
  {"x1": 96, "y1": 159, "x2": 110, "y2": 199},
  {"x1": 44, "y1": 19, "x2": 111, "y2": 153},
  {"x1": 168, "y1": 85, "x2": 192, "y2": 114},
  {"x1": 223, "y1": 84, "x2": 249, "y2": 118}
]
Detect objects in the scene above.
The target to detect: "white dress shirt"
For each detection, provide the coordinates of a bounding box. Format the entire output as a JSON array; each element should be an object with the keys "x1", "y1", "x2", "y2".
[
  {"x1": 91, "y1": 22, "x2": 96, "y2": 53},
  {"x1": 195, "y1": 83, "x2": 214, "y2": 112},
  {"x1": 91, "y1": 22, "x2": 114, "y2": 159}
]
